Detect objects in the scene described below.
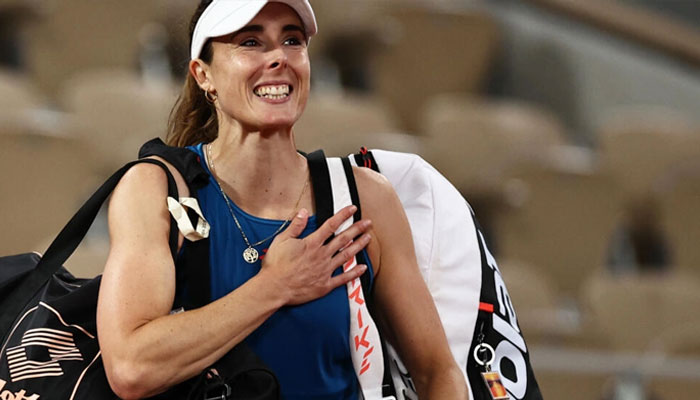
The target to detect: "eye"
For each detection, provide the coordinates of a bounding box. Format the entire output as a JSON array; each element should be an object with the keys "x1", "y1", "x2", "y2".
[
  {"x1": 283, "y1": 36, "x2": 304, "y2": 46},
  {"x1": 240, "y1": 38, "x2": 259, "y2": 47}
]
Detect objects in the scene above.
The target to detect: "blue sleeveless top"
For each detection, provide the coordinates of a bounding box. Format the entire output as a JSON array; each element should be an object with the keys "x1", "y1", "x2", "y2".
[{"x1": 187, "y1": 144, "x2": 372, "y2": 399}]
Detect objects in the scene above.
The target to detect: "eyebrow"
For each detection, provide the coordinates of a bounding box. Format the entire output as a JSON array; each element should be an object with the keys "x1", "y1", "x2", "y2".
[
  {"x1": 233, "y1": 25, "x2": 264, "y2": 36},
  {"x1": 282, "y1": 24, "x2": 305, "y2": 35}
]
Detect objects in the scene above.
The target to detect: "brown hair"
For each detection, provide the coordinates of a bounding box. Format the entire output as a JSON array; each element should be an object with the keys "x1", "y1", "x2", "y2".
[{"x1": 166, "y1": 0, "x2": 217, "y2": 147}]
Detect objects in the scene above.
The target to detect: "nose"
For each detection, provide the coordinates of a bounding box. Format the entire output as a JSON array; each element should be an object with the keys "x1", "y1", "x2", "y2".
[{"x1": 267, "y1": 47, "x2": 288, "y2": 70}]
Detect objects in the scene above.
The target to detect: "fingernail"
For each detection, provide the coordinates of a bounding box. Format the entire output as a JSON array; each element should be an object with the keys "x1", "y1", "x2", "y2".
[
  {"x1": 297, "y1": 208, "x2": 308, "y2": 218},
  {"x1": 350, "y1": 205, "x2": 357, "y2": 213}
]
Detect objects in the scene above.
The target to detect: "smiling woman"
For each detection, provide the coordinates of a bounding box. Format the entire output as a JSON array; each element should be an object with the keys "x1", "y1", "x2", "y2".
[{"x1": 96, "y1": 1, "x2": 468, "y2": 399}]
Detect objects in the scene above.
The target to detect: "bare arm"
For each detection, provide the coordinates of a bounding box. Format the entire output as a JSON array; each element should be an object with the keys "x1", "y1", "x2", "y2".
[
  {"x1": 355, "y1": 167, "x2": 469, "y2": 399},
  {"x1": 97, "y1": 163, "x2": 371, "y2": 399}
]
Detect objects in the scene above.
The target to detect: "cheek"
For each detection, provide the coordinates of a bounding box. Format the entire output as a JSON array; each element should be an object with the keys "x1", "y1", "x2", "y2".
[
  {"x1": 212, "y1": 56, "x2": 258, "y2": 93},
  {"x1": 295, "y1": 66, "x2": 311, "y2": 105},
  {"x1": 297, "y1": 55, "x2": 311, "y2": 80},
  {"x1": 233, "y1": 59, "x2": 258, "y2": 92},
  {"x1": 287, "y1": 48, "x2": 310, "y2": 75}
]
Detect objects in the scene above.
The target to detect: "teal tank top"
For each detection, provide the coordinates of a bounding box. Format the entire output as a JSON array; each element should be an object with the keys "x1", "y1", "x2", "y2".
[{"x1": 187, "y1": 144, "x2": 373, "y2": 399}]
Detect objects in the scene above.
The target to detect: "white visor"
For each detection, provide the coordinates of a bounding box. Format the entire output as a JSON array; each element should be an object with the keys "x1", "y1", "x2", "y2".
[{"x1": 190, "y1": 0, "x2": 317, "y2": 60}]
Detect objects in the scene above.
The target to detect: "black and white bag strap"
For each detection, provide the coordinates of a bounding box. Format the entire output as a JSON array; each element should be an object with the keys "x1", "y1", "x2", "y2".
[
  {"x1": 350, "y1": 149, "x2": 421, "y2": 400},
  {"x1": 306, "y1": 150, "x2": 386, "y2": 400}
]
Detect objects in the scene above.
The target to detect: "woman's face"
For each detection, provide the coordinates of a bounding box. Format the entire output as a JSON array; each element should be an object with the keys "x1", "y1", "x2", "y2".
[{"x1": 204, "y1": 3, "x2": 311, "y2": 132}]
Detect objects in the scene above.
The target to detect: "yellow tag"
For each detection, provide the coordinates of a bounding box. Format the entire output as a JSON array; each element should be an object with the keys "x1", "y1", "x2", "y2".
[{"x1": 482, "y1": 371, "x2": 510, "y2": 400}]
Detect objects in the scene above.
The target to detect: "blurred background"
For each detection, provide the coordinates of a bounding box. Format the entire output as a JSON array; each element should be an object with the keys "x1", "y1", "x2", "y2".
[{"x1": 1, "y1": 0, "x2": 698, "y2": 398}]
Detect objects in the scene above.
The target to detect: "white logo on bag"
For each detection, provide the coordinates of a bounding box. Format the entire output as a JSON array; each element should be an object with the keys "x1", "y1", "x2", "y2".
[
  {"x1": 0, "y1": 378, "x2": 40, "y2": 400},
  {"x1": 478, "y1": 230, "x2": 529, "y2": 400},
  {"x1": 6, "y1": 328, "x2": 83, "y2": 383}
]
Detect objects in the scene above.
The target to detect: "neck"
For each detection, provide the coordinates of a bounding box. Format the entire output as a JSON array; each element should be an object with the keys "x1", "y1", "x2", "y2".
[{"x1": 206, "y1": 123, "x2": 311, "y2": 219}]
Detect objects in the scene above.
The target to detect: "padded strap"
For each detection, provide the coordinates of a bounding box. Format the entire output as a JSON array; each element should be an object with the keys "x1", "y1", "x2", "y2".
[
  {"x1": 341, "y1": 157, "x2": 373, "y2": 304},
  {"x1": 0, "y1": 158, "x2": 181, "y2": 335},
  {"x1": 347, "y1": 152, "x2": 397, "y2": 398},
  {"x1": 325, "y1": 157, "x2": 385, "y2": 399},
  {"x1": 310, "y1": 152, "x2": 372, "y2": 297},
  {"x1": 139, "y1": 138, "x2": 210, "y2": 191}
]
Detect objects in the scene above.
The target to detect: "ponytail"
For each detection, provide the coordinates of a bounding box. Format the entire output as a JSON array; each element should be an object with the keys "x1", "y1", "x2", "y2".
[
  {"x1": 166, "y1": 72, "x2": 217, "y2": 147},
  {"x1": 166, "y1": 0, "x2": 217, "y2": 147}
]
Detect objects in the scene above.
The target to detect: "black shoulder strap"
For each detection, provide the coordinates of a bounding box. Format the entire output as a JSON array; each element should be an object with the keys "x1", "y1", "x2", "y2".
[
  {"x1": 0, "y1": 158, "x2": 181, "y2": 334},
  {"x1": 175, "y1": 236, "x2": 211, "y2": 309},
  {"x1": 139, "y1": 138, "x2": 210, "y2": 191},
  {"x1": 306, "y1": 149, "x2": 334, "y2": 227},
  {"x1": 341, "y1": 157, "x2": 362, "y2": 222}
]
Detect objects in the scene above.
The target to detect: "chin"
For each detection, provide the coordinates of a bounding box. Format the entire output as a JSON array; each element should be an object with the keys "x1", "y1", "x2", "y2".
[{"x1": 257, "y1": 113, "x2": 301, "y2": 131}]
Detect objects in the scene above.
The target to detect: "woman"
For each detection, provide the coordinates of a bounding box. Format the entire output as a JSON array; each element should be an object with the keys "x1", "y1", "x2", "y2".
[{"x1": 96, "y1": 1, "x2": 468, "y2": 398}]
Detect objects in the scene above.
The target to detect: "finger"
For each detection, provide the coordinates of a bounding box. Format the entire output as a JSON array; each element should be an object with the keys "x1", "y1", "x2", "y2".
[
  {"x1": 326, "y1": 219, "x2": 372, "y2": 256},
  {"x1": 329, "y1": 264, "x2": 368, "y2": 289},
  {"x1": 278, "y1": 208, "x2": 309, "y2": 240},
  {"x1": 307, "y1": 205, "x2": 357, "y2": 246},
  {"x1": 329, "y1": 233, "x2": 372, "y2": 268}
]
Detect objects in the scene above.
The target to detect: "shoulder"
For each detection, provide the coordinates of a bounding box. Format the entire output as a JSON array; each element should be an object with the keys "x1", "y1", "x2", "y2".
[
  {"x1": 114, "y1": 156, "x2": 190, "y2": 200},
  {"x1": 352, "y1": 166, "x2": 408, "y2": 227},
  {"x1": 352, "y1": 165, "x2": 395, "y2": 203},
  {"x1": 351, "y1": 165, "x2": 412, "y2": 264},
  {"x1": 108, "y1": 156, "x2": 191, "y2": 249}
]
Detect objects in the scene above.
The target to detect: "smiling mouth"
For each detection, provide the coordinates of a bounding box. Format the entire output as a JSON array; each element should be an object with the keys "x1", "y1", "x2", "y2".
[{"x1": 254, "y1": 84, "x2": 292, "y2": 100}]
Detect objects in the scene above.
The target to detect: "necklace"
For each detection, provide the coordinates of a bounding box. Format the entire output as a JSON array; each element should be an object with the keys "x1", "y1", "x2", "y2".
[{"x1": 205, "y1": 143, "x2": 308, "y2": 264}]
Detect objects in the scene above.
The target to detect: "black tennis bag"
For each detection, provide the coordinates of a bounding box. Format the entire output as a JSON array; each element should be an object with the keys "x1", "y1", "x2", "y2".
[{"x1": 0, "y1": 140, "x2": 279, "y2": 399}]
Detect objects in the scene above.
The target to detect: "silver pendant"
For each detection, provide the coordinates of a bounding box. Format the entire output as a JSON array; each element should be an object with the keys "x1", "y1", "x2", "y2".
[{"x1": 242, "y1": 247, "x2": 259, "y2": 264}]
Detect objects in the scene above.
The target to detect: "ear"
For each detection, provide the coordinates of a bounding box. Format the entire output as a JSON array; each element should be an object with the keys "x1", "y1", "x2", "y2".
[{"x1": 189, "y1": 59, "x2": 215, "y2": 93}]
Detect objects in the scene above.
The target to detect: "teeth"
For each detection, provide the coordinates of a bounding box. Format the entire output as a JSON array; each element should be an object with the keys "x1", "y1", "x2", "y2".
[{"x1": 254, "y1": 84, "x2": 290, "y2": 98}]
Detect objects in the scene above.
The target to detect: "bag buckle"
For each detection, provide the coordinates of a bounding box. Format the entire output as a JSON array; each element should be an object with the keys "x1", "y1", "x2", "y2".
[{"x1": 204, "y1": 382, "x2": 231, "y2": 400}]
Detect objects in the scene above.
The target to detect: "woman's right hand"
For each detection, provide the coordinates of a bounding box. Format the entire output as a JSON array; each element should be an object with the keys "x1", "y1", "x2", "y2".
[{"x1": 259, "y1": 205, "x2": 372, "y2": 306}]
